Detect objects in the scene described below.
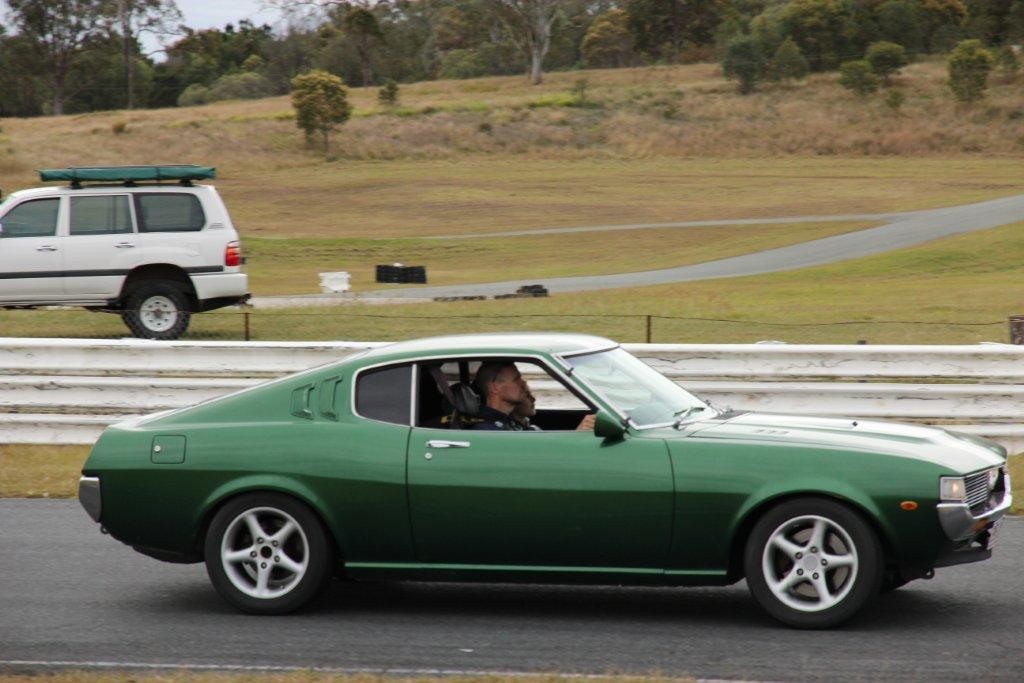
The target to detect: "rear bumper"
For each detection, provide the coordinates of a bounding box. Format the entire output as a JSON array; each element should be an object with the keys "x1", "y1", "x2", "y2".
[
  {"x1": 192, "y1": 272, "x2": 248, "y2": 303},
  {"x1": 78, "y1": 476, "x2": 101, "y2": 522}
]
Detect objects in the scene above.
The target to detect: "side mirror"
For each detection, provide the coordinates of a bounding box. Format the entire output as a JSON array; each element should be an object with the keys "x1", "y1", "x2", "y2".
[{"x1": 593, "y1": 410, "x2": 626, "y2": 439}]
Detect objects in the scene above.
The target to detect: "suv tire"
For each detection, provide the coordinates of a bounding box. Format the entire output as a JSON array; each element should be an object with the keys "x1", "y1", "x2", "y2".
[{"x1": 121, "y1": 282, "x2": 191, "y2": 340}]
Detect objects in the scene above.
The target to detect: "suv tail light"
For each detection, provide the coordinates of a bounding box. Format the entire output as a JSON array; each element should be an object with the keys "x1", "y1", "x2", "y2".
[{"x1": 225, "y1": 241, "x2": 241, "y2": 267}]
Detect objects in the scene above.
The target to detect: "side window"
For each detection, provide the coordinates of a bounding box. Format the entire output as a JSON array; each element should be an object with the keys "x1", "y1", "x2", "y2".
[
  {"x1": 70, "y1": 195, "x2": 132, "y2": 235},
  {"x1": 136, "y1": 194, "x2": 205, "y2": 232},
  {"x1": 0, "y1": 198, "x2": 59, "y2": 238},
  {"x1": 355, "y1": 364, "x2": 412, "y2": 425}
]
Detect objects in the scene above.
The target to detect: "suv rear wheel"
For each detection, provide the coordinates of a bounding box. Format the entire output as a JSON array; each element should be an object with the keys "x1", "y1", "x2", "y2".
[{"x1": 121, "y1": 282, "x2": 191, "y2": 340}]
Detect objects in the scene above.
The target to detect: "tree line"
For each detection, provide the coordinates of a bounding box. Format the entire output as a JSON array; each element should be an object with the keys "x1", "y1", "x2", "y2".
[{"x1": 1, "y1": 0, "x2": 1022, "y2": 117}]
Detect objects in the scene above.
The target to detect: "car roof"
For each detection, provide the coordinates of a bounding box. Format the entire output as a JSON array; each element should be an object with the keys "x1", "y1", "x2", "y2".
[
  {"x1": 357, "y1": 332, "x2": 617, "y2": 363},
  {"x1": 4, "y1": 184, "x2": 214, "y2": 202}
]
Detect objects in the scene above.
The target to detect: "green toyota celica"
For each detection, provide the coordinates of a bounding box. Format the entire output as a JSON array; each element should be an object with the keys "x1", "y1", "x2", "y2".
[{"x1": 78, "y1": 333, "x2": 1012, "y2": 628}]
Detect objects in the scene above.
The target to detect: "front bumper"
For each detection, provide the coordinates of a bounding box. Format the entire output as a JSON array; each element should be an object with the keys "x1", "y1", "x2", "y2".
[
  {"x1": 78, "y1": 475, "x2": 101, "y2": 522},
  {"x1": 937, "y1": 471, "x2": 1013, "y2": 542}
]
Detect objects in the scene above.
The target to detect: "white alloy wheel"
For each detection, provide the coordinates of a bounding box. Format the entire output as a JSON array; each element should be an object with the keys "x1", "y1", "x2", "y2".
[
  {"x1": 761, "y1": 514, "x2": 858, "y2": 612},
  {"x1": 138, "y1": 295, "x2": 179, "y2": 333},
  {"x1": 744, "y1": 498, "x2": 883, "y2": 628},
  {"x1": 220, "y1": 506, "x2": 310, "y2": 599}
]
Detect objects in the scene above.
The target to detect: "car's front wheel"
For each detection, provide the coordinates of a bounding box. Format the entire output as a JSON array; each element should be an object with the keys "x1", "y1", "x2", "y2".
[
  {"x1": 744, "y1": 497, "x2": 884, "y2": 629},
  {"x1": 204, "y1": 493, "x2": 334, "y2": 614},
  {"x1": 121, "y1": 282, "x2": 191, "y2": 340}
]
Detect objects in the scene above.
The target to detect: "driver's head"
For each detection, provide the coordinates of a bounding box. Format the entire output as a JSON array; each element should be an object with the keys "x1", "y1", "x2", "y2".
[
  {"x1": 511, "y1": 388, "x2": 537, "y2": 424},
  {"x1": 475, "y1": 362, "x2": 527, "y2": 413}
]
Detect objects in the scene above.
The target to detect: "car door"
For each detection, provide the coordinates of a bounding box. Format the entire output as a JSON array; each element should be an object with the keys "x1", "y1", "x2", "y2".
[
  {"x1": 0, "y1": 197, "x2": 64, "y2": 302},
  {"x1": 64, "y1": 193, "x2": 140, "y2": 297},
  {"x1": 406, "y1": 361, "x2": 674, "y2": 570}
]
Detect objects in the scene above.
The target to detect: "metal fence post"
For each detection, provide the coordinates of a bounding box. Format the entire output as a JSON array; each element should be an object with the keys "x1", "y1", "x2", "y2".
[
  {"x1": 1010, "y1": 315, "x2": 1024, "y2": 345},
  {"x1": 645, "y1": 315, "x2": 652, "y2": 343},
  {"x1": 243, "y1": 311, "x2": 251, "y2": 342}
]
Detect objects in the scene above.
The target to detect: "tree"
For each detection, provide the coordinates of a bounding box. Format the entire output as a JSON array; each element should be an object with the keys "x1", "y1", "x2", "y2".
[
  {"x1": 291, "y1": 69, "x2": 351, "y2": 152},
  {"x1": 994, "y1": 45, "x2": 1020, "y2": 78},
  {"x1": 777, "y1": 0, "x2": 862, "y2": 71},
  {"x1": 838, "y1": 59, "x2": 879, "y2": 97},
  {"x1": 722, "y1": 34, "x2": 765, "y2": 94},
  {"x1": 115, "y1": 0, "x2": 182, "y2": 109},
  {"x1": 581, "y1": 9, "x2": 634, "y2": 68},
  {"x1": 947, "y1": 38, "x2": 994, "y2": 103},
  {"x1": 378, "y1": 78, "x2": 398, "y2": 106},
  {"x1": 865, "y1": 41, "x2": 908, "y2": 83},
  {"x1": 626, "y1": 0, "x2": 724, "y2": 62},
  {"x1": 6, "y1": 0, "x2": 114, "y2": 115},
  {"x1": 769, "y1": 37, "x2": 809, "y2": 81},
  {"x1": 343, "y1": 6, "x2": 384, "y2": 86},
  {"x1": 874, "y1": 1, "x2": 924, "y2": 55},
  {"x1": 487, "y1": 0, "x2": 564, "y2": 85}
]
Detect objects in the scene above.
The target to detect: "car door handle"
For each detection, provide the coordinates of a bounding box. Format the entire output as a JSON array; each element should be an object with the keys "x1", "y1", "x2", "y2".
[
  {"x1": 114, "y1": 242, "x2": 135, "y2": 248},
  {"x1": 36, "y1": 245, "x2": 58, "y2": 252},
  {"x1": 426, "y1": 440, "x2": 470, "y2": 448}
]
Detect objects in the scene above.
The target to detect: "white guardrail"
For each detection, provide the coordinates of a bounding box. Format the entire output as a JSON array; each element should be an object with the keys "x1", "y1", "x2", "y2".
[{"x1": 1, "y1": 338, "x2": 1023, "y2": 452}]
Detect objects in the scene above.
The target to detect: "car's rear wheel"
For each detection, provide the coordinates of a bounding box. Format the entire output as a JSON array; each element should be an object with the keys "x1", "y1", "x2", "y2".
[
  {"x1": 204, "y1": 493, "x2": 333, "y2": 615},
  {"x1": 744, "y1": 498, "x2": 884, "y2": 629},
  {"x1": 121, "y1": 282, "x2": 191, "y2": 340}
]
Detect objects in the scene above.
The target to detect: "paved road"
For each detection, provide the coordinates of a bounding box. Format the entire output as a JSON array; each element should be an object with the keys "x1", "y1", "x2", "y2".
[
  {"x1": 2, "y1": 500, "x2": 1021, "y2": 681},
  {"x1": 358, "y1": 194, "x2": 1024, "y2": 299}
]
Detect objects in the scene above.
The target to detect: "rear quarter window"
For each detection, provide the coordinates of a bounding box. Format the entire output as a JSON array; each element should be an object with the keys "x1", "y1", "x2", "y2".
[
  {"x1": 355, "y1": 365, "x2": 412, "y2": 425},
  {"x1": 135, "y1": 194, "x2": 205, "y2": 232}
]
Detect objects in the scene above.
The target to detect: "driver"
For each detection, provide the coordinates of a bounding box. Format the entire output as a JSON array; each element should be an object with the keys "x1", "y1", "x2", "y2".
[{"x1": 470, "y1": 362, "x2": 529, "y2": 430}]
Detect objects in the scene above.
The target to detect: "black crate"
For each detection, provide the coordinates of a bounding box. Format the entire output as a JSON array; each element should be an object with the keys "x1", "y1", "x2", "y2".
[{"x1": 376, "y1": 265, "x2": 427, "y2": 284}]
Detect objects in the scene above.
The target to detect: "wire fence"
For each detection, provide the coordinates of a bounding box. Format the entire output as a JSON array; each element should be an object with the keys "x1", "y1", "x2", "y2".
[{"x1": 1, "y1": 308, "x2": 1019, "y2": 345}]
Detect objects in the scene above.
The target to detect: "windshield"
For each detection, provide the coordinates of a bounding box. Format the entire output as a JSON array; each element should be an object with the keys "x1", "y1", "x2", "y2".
[{"x1": 565, "y1": 347, "x2": 710, "y2": 427}]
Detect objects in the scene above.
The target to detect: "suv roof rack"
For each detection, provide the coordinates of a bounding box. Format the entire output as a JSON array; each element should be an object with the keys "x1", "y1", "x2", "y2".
[{"x1": 38, "y1": 164, "x2": 216, "y2": 188}]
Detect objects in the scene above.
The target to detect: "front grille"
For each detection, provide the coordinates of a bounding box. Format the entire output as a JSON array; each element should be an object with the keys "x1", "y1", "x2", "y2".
[{"x1": 964, "y1": 469, "x2": 993, "y2": 509}]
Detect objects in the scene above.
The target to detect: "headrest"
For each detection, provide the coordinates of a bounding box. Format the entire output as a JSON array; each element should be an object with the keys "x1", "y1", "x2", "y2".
[{"x1": 450, "y1": 382, "x2": 481, "y2": 417}]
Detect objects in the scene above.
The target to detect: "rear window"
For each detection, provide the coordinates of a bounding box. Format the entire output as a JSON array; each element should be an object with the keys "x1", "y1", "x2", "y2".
[
  {"x1": 70, "y1": 195, "x2": 132, "y2": 235},
  {"x1": 135, "y1": 194, "x2": 205, "y2": 232}
]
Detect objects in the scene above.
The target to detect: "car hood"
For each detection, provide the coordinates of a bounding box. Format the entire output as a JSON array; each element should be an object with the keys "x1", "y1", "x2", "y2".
[{"x1": 667, "y1": 411, "x2": 1006, "y2": 474}]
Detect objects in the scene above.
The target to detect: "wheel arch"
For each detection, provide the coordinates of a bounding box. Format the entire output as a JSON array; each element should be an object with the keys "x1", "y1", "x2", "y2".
[
  {"x1": 119, "y1": 264, "x2": 197, "y2": 308},
  {"x1": 725, "y1": 490, "x2": 897, "y2": 583},
  {"x1": 193, "y1": 477, "x2": 347, "y2": 566}
]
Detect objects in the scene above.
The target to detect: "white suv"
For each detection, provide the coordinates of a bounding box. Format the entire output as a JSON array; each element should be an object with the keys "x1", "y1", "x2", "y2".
[{"x1": 0, "y1": 165, "x2": 249, "y2": 339}]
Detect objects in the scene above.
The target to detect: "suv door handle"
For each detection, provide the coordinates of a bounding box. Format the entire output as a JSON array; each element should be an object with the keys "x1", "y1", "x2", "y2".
[
  {"x1": 36, "y1": 245, "x2": 57, "y2": 252},
  {"x1": 114, "y1": 242, "x2": 135, "y2": 248},
  {"x1": 426, "y1": 440, "x2": 470, "y2": 448}
]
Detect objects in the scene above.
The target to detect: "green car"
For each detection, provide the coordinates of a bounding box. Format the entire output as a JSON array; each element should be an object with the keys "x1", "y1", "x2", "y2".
[{"x1": 78, "y1": 333, "x2": 1012, "y2": 628}]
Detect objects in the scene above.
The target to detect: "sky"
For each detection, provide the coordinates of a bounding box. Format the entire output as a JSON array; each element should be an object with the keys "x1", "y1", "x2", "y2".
[
  {"x1": 140, "y1": 0, "x2": 287, "y2": 57},
  {"x1": 173, "y1": 0, "x2": 283, "y2": 33}
]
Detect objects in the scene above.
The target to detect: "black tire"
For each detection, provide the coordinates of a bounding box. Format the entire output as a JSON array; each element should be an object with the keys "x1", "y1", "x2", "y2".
[
  {"x1": 743, "y1": 497, "x2": 884, "y2": 629},
  {"x1": 121, "y1": 282, "x2": 191, "y2": 340},
  {"x1": 204, "y1": 492, "x2": 334, "y2": 615}
]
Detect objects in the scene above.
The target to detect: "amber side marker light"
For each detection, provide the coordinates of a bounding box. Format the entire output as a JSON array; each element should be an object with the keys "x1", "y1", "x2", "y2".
[{"x1": 900, "y1": 501, "x2": 919, "y2": 511}]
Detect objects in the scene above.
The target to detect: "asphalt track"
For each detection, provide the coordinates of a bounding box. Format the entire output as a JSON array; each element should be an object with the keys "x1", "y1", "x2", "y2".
[
  {"x1": 359, "y1": 194, "x2": 1024, "y2": 299},
  {"x1": 2, "y1": 499, "x2": 1021, "y2": 681}
]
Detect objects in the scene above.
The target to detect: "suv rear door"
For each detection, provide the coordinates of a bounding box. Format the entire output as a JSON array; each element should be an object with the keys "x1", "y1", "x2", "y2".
[
  {"x1": 65, "y1": 193, "x2": 140, "y2": 297},
  {"x1": 0, "y1": 197, "x2": 65, "y2": 302}
]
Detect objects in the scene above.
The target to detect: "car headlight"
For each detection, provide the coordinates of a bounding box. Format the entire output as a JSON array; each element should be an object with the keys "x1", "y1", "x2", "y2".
[
  {"x1": 988, "y1": 467, "x2": 1000, "y2": 490},
  {"x1": 940, "y1": 476, "x2": 967, "y2": 502}
]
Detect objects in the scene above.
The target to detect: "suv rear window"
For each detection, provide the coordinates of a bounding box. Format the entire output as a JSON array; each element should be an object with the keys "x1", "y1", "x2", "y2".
[
  {"x1": 70, "y1": 195, "x2": 132, "y2": 235},
  {"x1": 135, "y1": 194, "x2": 205, "y2": 232},
  {"x1": 1, "y1": 198, "x2": 59, "y2": 238}
]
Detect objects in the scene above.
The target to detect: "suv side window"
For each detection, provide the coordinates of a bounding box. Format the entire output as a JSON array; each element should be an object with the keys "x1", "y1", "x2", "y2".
[
  {"x1": 1, "y1": 198, "x2": 59, "y2": 238},
  {"x1": 135, "y1": 194, "x2": 205, "y2": 232},
  {"x1": 70, "y1": 195, "x2": 132, "y2": 235}
]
